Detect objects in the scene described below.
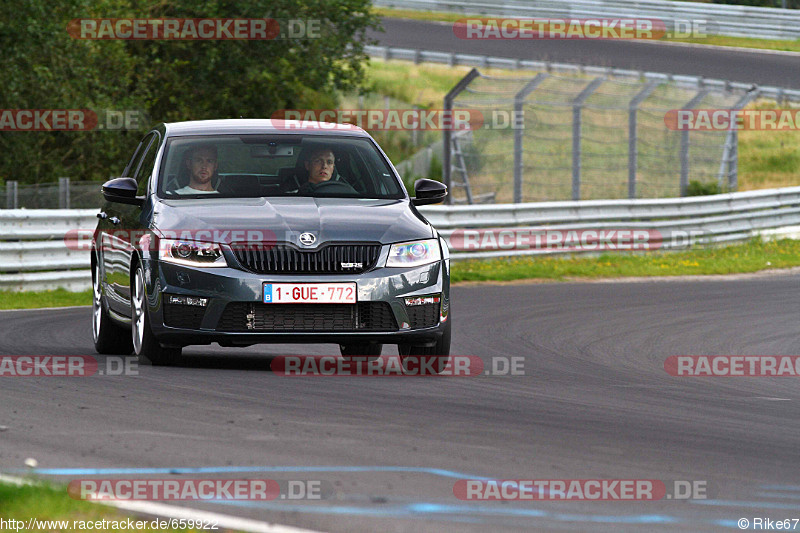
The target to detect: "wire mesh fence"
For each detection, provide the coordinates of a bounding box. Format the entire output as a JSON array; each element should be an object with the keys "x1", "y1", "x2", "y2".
[
  {"x1": 445, "y1": 68, "x2": 754, "y2": 204},
  {"x1": 2, "y1": 179, "x2": 103, "y2": 209}
]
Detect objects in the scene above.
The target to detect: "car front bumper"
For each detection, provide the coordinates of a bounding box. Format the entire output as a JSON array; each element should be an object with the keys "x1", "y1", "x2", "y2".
[{"x1": 141, "y1": 252, "x2": 450, "y2": 347}]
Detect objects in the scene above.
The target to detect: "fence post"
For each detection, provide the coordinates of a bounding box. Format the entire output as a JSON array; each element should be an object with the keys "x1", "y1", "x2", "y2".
[
  {"x1": 628, "y1": 80, "x2": 659, "y2": 199},
  {"x1": 729, "y1": 130, "x2": 738, "y2": 191},
  {"x1": 59, "y1": 177, "x2": 70, "y2": 209},
  {"x1": 6, "y1": 181, "x2": 18, "y2": 209},
  {"x1": 718, "y1": 88, "x2": 759, "y2": 191},
  {"x1": 412, "y1": 105, "x2": 420, "y2": 147},
  {"x1": 680, "y1": 90, "x2": 709, "y2": 196},
  {"x1": 572, "y1": 77, "x2": 605, "y2": 201},
  {"x1": 513, "y1": 73, "x2": 548, "y2": 203},
  {"x1": 443, "y1": 68, "x2": 481, "y2": 205}
]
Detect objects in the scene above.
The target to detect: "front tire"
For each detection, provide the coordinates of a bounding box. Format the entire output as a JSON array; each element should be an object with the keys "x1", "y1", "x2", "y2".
[
  {"x1": 92, "y1": 261, "x2": 133, "y2": 355},
  {"x1": 132, "y1": 263, "x2": 181, "y2": 366},
  {"x1": 398, "y1": 319, "x2": 451, "y2": 375}
]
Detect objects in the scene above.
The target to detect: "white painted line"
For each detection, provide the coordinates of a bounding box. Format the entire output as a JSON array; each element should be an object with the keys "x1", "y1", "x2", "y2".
[
  {"x1": 752, "y1": 397, "x2": 792, "y2": 401},
  {"x1": 106, "y1": 500, "x2": 324, "y2": 533},
  {"x1": 0, "y1": 474, "x2": 324, "y2": 533},
  {"x1": 0, "y1": 305, "x2": 91, "y2": 313},
  {"x1": 0, "y1": 474, "x2": 32, "y2": 486}
]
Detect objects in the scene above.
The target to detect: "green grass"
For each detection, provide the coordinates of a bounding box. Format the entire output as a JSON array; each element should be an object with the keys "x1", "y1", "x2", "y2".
[
  {"x1": 1, "y1": 242, "x2": 798, "y2": 309},
  {"x1": 374, "y1": 6, "x2": 800, "y2": 52},
  {"x1": 0, "y1": 482, "x2": 199, "y2": 532},
  {"x1": 451, "y1": 238, "x2": 800, "y2": 282},
  {"x1": 738, "y1": 124, "x2": 800, "y2": 190},
  {"x1": 0, "y1": 289, "x2": 92, "y2": 310},
  {"x1": 363, "y1": 59, "x2": 800, "y2": 194},
  {"x1": 363, "y1": 60, "x2": 473, "y2": 109}
]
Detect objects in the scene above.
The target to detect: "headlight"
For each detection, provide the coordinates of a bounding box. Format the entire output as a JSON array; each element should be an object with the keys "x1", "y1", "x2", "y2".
[
  {"x1": 386, "y1": 239, "x2": 441, "y2": 268},
  {"x1": 159, "y1": 239, "x2": 227, "y2": 267}
]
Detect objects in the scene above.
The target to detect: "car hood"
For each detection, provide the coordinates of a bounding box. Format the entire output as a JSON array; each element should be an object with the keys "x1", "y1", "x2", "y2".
[{"x1": 153, "y1": 197, "x2": 433, "y2": 246}]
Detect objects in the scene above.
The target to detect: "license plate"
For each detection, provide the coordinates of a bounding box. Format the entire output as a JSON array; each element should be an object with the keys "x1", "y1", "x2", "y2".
[{"x1": 263, "y1": 283, "x2": 357, "y2": 304}]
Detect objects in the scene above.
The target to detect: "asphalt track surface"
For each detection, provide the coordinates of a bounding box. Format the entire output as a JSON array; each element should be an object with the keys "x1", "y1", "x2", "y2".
[
  {"x1": 2, "y1": 276, "x2": 800, "y2": 532},
  {"x1": 371, "y1": 18, "x2": 800, "y2": 89}
]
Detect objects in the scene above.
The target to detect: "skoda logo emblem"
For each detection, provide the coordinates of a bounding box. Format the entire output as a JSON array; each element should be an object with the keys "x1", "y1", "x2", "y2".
[{"x1": 298, "y1": 232, "x2": 316, "y2": 246}]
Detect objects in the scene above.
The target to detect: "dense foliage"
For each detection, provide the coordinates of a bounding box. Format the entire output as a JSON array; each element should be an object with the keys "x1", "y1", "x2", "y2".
[{"x1": 0, "y1": 0, "x2": 380, "y2": 183}]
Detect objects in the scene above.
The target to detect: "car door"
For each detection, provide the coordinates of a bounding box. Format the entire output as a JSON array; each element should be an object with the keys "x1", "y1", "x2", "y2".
[{"x1": 102, "y1": 131, "x2": 159, "y2": 317}]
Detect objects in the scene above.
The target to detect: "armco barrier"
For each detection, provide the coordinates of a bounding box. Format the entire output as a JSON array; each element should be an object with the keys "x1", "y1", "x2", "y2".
[
  {"x1": 374, "y1": 0, "x2": 800, "y2": 40},
  {"x1": 365, "y1": 45, "x2": 800, "y2": 104},
  {"x1": 423, "y1": 186, "x2": 800, "y2": 259},
  {"x1": 0, "y1": 210, "x2": 97, "y2": 291},
  {"x1": 1, "y1": 186, "x2": 799, "y2": 291}
]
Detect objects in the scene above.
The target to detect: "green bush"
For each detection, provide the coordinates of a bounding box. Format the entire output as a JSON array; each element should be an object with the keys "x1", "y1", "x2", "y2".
[{"x1": 686, "y1": 180, "x2": 722, "y2": 196}]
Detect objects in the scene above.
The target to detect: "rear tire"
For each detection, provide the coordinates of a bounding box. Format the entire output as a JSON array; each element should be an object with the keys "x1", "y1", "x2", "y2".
[
  {"x1": 132, "y1": 263, "x2": 181, "y2": 366},
  {"x1": 398, "y1": 319, "x2": 451, "y2": 375},
  {"x1": 92, "y1": 260, "x2": 133, "y2": 355}
]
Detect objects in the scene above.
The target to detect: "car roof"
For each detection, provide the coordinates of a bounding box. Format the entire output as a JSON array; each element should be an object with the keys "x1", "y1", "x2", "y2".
[{"x1": 162, "y1": 119, "x2": 369, "y2": 137}]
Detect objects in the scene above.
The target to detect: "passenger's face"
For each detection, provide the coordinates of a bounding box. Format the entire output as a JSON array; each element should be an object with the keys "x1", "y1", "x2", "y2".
[
  {"x1": 187, "y1": 147, "x2": 217, "y2": 187},
  {"x1": 305, "y1": 150, "x2": 335, "y2": 184}
]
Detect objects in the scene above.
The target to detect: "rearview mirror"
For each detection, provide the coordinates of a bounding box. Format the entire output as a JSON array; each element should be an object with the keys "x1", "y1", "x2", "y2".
[
  {"x1": 102, "y1": 177, "x2": 143, "y2": 207},
  {"x1": 411, "y1": 179, "x2": 447, "y2": 206}
]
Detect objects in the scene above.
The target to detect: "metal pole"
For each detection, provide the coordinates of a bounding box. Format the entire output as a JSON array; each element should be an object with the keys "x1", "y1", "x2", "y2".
[
  {"x1": 443, "y1": 68, "x2": 481, "y2": 205},
  {"x1": 412, "y1": 105, "x2": 419, "y2": 147},
  {"x1": 571, "y1": 77, "x2": 605, "y2": 201},
  {"x1": 717, "y1": 130, "x2": 735, "y2": 190},
  {"x1": 680, "y1": 90, "x2": 709, "y2": 197},
  {"x1": 718, "y1": 88, "x2": 759, "y2": 191},
  {"x1": 6, "y1": 181, "x2": 18, "y2": 209},
  {"x1": 729, "y1": 129, "x2": 738, "y2": 191},
  {"x1": 59, "y1": 177, "x2": 70, "y2": 209},
  {"x1": 628, "y1": 80, "x2": 659, "y2": 199},
  {"x1": 513, "y1": 73, "x2": 548, "y2": 203}
]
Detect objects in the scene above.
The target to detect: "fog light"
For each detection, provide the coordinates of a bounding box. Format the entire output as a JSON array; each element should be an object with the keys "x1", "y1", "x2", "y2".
[
  {"x1": 404, "y1": 295, "x2": 440, "y2": 307},
  {"x1": 167, "y1": 295, "x2": 208, "y2": 307}
]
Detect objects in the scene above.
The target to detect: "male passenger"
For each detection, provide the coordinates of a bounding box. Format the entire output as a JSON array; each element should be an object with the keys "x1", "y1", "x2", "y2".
[
  {"x1": 302, "y1": 147, "x2": 336, "y2": 190},
  {"x1": 175, "y1": 144, "x2": 218, "y2": 194},
  {"x1": 298, "y1": 146, "x2": 358, "y2": 195}
]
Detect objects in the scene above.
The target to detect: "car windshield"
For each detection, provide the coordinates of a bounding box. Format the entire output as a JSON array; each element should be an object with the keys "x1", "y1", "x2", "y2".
[{"x1": 158, "y1": 134, "x2": 406, "y2": 200}]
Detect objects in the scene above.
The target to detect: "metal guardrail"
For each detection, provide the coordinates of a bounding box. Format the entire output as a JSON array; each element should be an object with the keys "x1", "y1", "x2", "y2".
[
  {"x1": 366, "y1": 45, "x2": 800, "y2": 103},
  {"x1": 1, "y1": 187, "x2": 800, "y2": 290},
  {"x1": 0, "y1": 210, "x2": 97, "y2": 292},
  {"x1": 422, "y1": 186, "x2": 800, "y2": 259},
  {"x1": 374, "y1": 0, "x2": 800, "y2": 40}
]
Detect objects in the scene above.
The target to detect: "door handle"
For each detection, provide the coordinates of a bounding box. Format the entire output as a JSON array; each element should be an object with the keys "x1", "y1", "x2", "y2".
[
  {"x1": 97, "y1": 212, "x2": 108, "y2": 220},
  {"x1": 109, "y1": 217, "x2": 121, "y2": 225}
]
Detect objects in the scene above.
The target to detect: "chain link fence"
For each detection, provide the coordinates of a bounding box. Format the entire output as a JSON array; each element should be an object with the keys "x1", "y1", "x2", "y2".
[
  {"x1": 2, "y1": 179, "x2": 103, "y2": 209},
  {"x1": 445, "y1": 69, "x2": 755, "y2": 204}
]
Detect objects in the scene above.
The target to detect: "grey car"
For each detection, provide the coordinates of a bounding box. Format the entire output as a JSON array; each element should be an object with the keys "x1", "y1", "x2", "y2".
[{"x1": 92, "y1": 119, "x2": 450, "y2": 368}]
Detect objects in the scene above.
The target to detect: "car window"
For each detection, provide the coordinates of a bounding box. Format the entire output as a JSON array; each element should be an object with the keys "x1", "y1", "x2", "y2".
[
  {"x1": 157, "y1": 135, "x2": 405, "y2": 200},
  {"x1": 122, "y1": 133, "x2": 153, "y2": 178},
  {"x1": 135, "y1": 133, "x2": 160, "y2": 196}
]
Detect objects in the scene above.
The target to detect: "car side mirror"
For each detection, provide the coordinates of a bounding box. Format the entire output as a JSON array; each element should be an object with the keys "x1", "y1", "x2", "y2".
[
  {"x1": 411, "y1": 179, "x2": 447, "y2": 206},
  {"x1": 102, "y1": 177, "x2": 144, "y2": 207}
]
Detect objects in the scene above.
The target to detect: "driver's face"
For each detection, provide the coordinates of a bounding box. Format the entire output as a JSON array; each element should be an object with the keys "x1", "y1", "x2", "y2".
[
  {"x1": 186, "y1": 147, "x2": 218, "y2": 189},
  {"x1": 305, "y1": 150, "x2": 335, "y2": 184}
]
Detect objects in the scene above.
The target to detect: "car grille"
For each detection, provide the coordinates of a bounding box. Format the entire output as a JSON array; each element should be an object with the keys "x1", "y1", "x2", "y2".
[
  {"x1": 218, "y1": 302, "x2": 398, "y2": 332},
  {"x1": 406, "y1": 302, "x2": 440, "y2": 329},
  {"x1": 163, "y1": 304, "x2": 206, "y2": 329},
  {"x1": 231, "y1": 243, "x2": 382, "y2": 275}
]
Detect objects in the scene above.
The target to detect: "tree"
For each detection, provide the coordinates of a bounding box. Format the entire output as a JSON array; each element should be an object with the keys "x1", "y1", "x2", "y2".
[{"x1": 0, "y1": 0, "x2": 380, "y2": 184}]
